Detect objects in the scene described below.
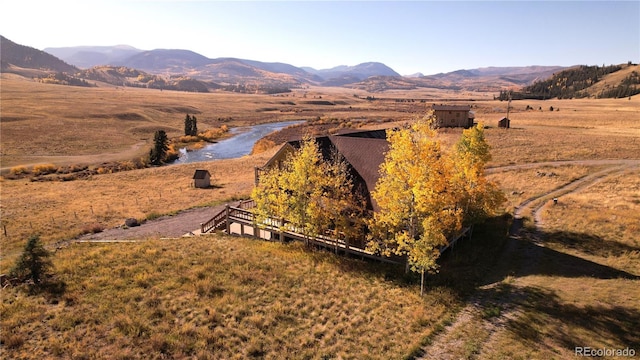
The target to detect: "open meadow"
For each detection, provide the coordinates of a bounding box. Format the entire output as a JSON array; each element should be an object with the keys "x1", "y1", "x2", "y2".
[{"x1": 1, "y1": 75, "x2": 639, "y2": 358}]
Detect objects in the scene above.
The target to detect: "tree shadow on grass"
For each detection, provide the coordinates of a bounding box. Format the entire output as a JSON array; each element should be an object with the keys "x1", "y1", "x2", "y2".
[
  {"x1": 428, "y1": 214, "x2": 638, "y2": 295},
  {"x1": 480, "y1": 284, "x2": 640, "y2": 351},
  {"x1": 542, "y1": 229, "x2": 640, "y2": 259},
  {"x1": 294, "y1": 213, "x2": 637, "y2": 299},
  {"x1": 427, "y1": 214, "x2": 515, "y2": 296},
  {"x1": 471, "y1": 218, "x2": 639, "y2": 287}
]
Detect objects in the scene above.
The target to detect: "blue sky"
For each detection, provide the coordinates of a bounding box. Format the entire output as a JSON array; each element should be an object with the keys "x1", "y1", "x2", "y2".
[{"x1": 2, "y1": 1, "x2": 638, "y2": 75}]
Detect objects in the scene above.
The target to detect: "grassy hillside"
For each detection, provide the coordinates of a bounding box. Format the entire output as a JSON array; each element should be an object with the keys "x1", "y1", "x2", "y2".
[
  {"x1": 498, "y1": 64, "x2": 640, "y2": 100},
  {"x1": 0, "y1": 223, "x2": 509, "y2": 360}
]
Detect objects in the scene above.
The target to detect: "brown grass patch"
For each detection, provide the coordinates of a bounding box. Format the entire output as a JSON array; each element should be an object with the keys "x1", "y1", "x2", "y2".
[
  {"x1": 0, "y1": 236, "x2": 458, "y2": 359},
  {"x1": 540, "y1": 169, "x2": 640, "y2": 273}
]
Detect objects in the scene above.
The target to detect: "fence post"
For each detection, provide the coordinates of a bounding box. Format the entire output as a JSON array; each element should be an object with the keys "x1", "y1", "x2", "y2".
[{"x1": 200, "y1": 222, "x2": 205, "y2": 234}]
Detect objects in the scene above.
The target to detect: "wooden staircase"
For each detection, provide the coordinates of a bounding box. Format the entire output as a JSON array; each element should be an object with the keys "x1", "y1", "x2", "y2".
[{"x1": 200, "y1": 200, "x2": 255, "y2": 234}]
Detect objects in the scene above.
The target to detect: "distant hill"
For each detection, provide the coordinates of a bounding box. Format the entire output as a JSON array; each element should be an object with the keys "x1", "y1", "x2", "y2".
[
  {"x1": 404, "y1": 72, "x2": 424, "y2": 78},
  {"x1": 36, "y1": 43, "x2": 565, "y2": 92},
  {"x1": 76, "y1": 66, "x2": 212, "y2": 92},
  {"x1": 1, "y1": 35, "x2": 77, "y2": 74},
  {"x1": 113, "y1": 49, "x2": 213, "y2": 72},
  {"x1": 497, "y1": 64, "x2": 640, "y2": 99},
  {"x1": 417, "y1": 66, "x2": 566, "y2": 91},
  {"x1": 305, "y1": 62, "x2": 401, "y2": 86},
  {"x1": 7, "y1": 38, "x2": 634, "y2": 96},
  {"x1": 41, "y1": 45, "x2": 396, "y2": 87},
  {"x1": 44, "y1": 45, "x2": 143, "y2": 69},
  {"x1": 344, "y1": 66, "x2": 567, "y2": 92}
]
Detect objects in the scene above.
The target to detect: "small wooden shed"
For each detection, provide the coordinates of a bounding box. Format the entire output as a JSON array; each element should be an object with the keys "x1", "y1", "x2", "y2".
[
  {"x1": 498, "y1": 117, "x2": 511, "y2": 128},
  {"x1": 193, "y1": 169, "x2": 211, "y2": 188}
]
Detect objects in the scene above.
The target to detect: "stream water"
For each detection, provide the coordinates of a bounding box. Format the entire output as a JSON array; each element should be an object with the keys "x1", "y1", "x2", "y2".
[{"x1": 172, "y1": 120, "x2": 303, "y2": 164}]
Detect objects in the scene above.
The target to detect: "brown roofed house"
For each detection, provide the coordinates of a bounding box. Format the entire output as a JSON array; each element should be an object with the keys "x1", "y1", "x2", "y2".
[
  {"x1": 255, "y1": 129, "x2": 389, "y2": 211},
  {"x1": 432, "y1": 104, "x2": 474, "y2": 128}
]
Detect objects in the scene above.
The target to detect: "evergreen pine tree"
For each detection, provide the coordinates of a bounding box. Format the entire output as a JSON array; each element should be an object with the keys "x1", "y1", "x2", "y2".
[
  {"x1": 149, "y1": 130, "x2": 169, "y2": 165},
  {"x1": 184, "y1": 114, "x2": 192, "y2": 136},
  {"x1": 191, "y1": 115, "x2": 198, "y2": 136},
  {"x1": 10, "y1": 235, "x2": 53, "y2": 285}
]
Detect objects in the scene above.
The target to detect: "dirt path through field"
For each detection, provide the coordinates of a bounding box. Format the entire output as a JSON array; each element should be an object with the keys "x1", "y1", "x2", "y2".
[{"x1": 417, "y1": 159, "x2": 639, "y2": 359}]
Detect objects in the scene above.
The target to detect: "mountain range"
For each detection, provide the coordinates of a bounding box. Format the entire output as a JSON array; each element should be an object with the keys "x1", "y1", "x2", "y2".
[{"x1": 3, "y1": 35, "x2": 566, "y2": 92}]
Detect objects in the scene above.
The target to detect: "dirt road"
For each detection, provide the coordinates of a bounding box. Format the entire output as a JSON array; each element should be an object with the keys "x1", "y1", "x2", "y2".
[{"x1": 75, "y1": 203, "x2": 234, "y2": 241}]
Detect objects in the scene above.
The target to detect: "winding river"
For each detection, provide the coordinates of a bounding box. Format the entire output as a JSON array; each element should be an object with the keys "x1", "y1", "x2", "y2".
[{"x1": 172, "y1": 120, "x2": 303, "y2": 164}]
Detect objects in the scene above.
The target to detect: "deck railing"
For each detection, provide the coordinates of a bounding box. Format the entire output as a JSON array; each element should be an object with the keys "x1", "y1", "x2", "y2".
[
  {"x1": 200, "y1": 201, "x2": 471, "y2": 264},
  {"x1": 201, "y1": 202, "x2": 400, "y2": 264}
]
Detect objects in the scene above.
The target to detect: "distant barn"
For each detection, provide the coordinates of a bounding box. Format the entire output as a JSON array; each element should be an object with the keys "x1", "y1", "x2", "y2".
[
  {"x1": 432, "y1": 104, "x2": 474, "y2": 128},
  {"x1": 193, "y1": 169, "x2": 211, "y2": 188},
  {"x1": 498, "y1": 117, "x2": 511, "y2": 128}
]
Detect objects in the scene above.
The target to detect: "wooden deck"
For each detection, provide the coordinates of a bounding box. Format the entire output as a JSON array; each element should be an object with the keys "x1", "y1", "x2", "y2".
[{"x1": 201, "y1": 200, "x2": 472, "y2": 265}]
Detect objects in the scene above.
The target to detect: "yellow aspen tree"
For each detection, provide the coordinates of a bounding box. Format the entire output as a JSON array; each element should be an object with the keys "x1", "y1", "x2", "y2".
[
  {"x1": 251, "y1": 165, "x2": 287, "y2": 231},
  {"x1": 253, "y1": 136, "x2": 366, "y2": 249},
  {"x1": 448, "y1": 123, "x2": 505, "y2": 226},
  {"x1": 368, "y1": 112, "x2": 463, "y2": 295},
  {"x1": 320, "y1": 149, "x2": 367, "y2": 253},
  {"x1": 270, "y1": 136, "x2": 326, "y2": 244}
]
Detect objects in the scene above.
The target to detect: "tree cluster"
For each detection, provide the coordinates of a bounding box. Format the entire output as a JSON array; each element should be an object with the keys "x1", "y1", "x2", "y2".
[
  {"x1": 366, "y1": 113, "x2": 504, "y2": 293},
  {"x1": 184, "y1": 114, "x2": 198, "y2": 136},
  {"x1": 497, "y1": 64, "x2": 624, "y2": 100},
  {"x1": 252, "y1": 138, "x2": 366, "y2": 247},
  {"x1": 252, "y1": 112, "x2": 504, "y2": 295},
  {"x1": 598, "y1": 71, "x2": 640, "y2": 98},
  {"x1": 38, "y1": 72, "x2": 93, "y2": 87}
]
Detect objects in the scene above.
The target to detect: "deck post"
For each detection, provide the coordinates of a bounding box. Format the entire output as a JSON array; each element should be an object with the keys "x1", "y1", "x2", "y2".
[
  {"x1": 279, "y1": 217, "x2": 284, "y2": 242},
  {"x1": 252, "y1": 213, "x2": 258, "y2": 238},
  {"x1": 200, "y1": 223, "x2": 204, "y2": 234},
  {"x1": 225, "y1": 204, "x2": 230, "y2": 234},
  {"x1": 345, "y1": 236, "x2": 349, "y2": 256}
]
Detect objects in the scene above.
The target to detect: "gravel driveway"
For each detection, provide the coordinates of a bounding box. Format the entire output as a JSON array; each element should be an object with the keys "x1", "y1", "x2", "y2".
[{"x1": 77, "y1": 204, "x2": 232, "y2": 241}]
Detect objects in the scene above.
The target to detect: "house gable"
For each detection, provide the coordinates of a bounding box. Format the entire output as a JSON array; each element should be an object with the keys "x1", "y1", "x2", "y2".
[{"x1": 256, "y1": 129, "x2": 390, "y2": 211}]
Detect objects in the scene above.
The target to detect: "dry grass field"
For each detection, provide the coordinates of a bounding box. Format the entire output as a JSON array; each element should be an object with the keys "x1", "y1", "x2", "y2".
[
  {"x1": 0, "y1": 236, "x2": 456, "y2": 359},
  {"x1": 1, "y1": 74, "x2": 639, "y2": 358},
  {"x1": 0, "y1": 236, "x2": 451, "y2": 359},
  {"x1": 1, "y1": 74, "x2": 427, "y2": 170},
  {"x1": 0, "y1": 218, "x2": 512, "y2": 359},
  {"x1": 463, "y1": 170, "x2": 640, "y2": 359}
]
